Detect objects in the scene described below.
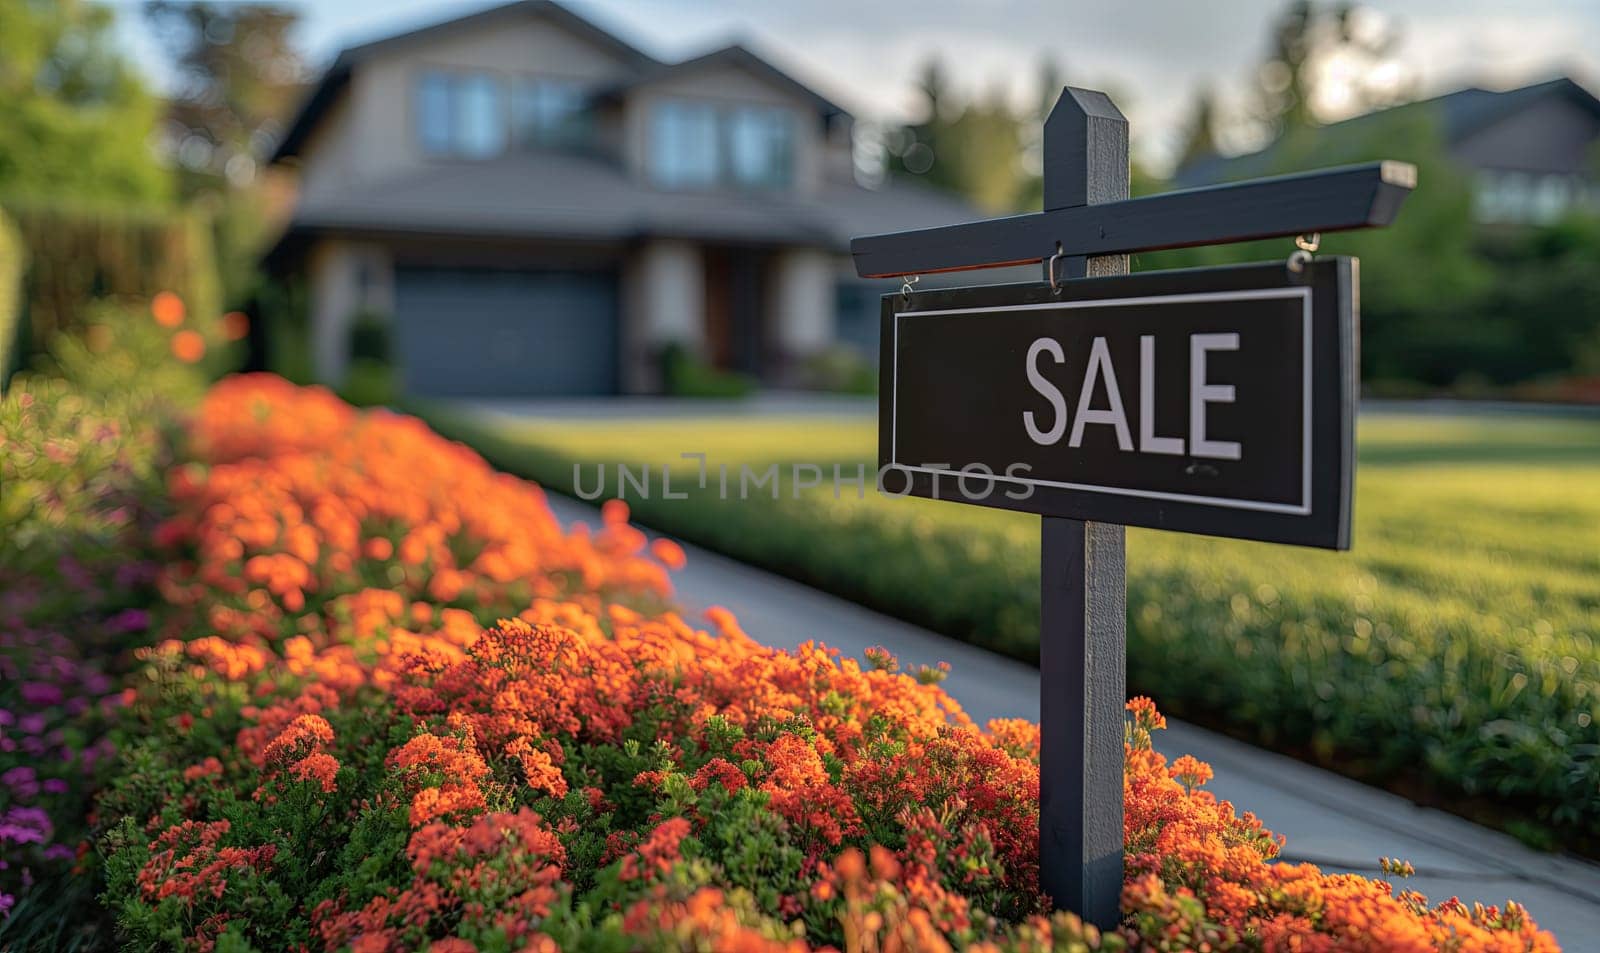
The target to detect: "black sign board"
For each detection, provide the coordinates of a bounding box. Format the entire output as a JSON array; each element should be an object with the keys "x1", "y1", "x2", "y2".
[{"x1": 879, "y1": 258, "x2": 1356, "y2": 550}]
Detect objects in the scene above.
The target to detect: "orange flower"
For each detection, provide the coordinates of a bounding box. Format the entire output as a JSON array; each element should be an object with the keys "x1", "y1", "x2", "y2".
[
  {"x1": 289, "y1": 751, "x2": 340, "y2": 792},
  {"x1": 650, "y1": 536, "x2": 687, "y2": 570},
  {"x1": 152, "y1": 290, "x2": 186, "y2": 327},
  {"x1": 171, "y1": 329, "x2": 206, "y2": 363},
  {"x1": 222, "y1": 310, "x2": 250, "y2": 341}
]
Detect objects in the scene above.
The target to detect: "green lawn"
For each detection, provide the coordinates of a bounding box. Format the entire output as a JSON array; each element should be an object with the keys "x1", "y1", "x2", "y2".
[{"x1": 415, "y1": 403, "x2": 1600, "y2": 852}]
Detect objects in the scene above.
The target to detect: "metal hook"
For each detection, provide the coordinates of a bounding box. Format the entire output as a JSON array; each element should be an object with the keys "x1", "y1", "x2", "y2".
[
  {"x1": 1287, "y1": 232, "x2": 1321, "y2": 274},
  {"x1": 1047, "y1": 243, "x2": 1065, "y2": 294},
  {"x1": 900, "y1": 273, "x2": 919, "y2": 306}
]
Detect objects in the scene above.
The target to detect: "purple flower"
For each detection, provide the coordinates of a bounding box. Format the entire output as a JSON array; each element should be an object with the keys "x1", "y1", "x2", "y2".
[
  {"x1": 0, "y1": 807, "x2": 51, "y2": 845},
  {"x1": 106, "y1": 608, "x2": 150, "y2": 634},
  {"x1": 19, "y1": 683, "x2": 62, "y2": 707},
  {"x1": 41, "y1": 779, "x2": 68, "y2": 794},
  {"x1": 1, "y1": 767, "x2": 39, "y2": 800}
]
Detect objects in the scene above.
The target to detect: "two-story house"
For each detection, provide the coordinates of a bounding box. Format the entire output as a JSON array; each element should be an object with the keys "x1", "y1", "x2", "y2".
[
  {"x1": 264, "y1": 0, "x2": 979, "y2": 397},
  {"x1": 1175, "y1": 76, "x2": 1600, "y2": 227}
]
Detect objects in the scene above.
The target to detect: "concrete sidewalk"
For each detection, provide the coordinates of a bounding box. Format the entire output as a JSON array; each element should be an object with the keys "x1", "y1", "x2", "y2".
[{"x1": 543, "y1": 492, "x2": 1600, "y2": 946}]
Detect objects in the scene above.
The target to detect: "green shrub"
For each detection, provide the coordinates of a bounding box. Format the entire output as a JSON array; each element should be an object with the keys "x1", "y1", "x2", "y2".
[
  {"x1": 803, "y1": 345, "x2": 877, "y2": 394},
  {"x1": 0, "y1": 208, "x2": 22, "y2": 390},
  {"x1": 339, "y1": 358, "x2": 396, "y2": 408},
  {"x1": 1, "y1": 201, "x2": 220, "y2": 373},
  {"x1": 347, "y1": 309, "x2": 392, "y2": 365},
  {"x1": 253, "y1": 276, "x2": 315, "y2": 384},
  {"x1": 661, "y1": 341, "x2": 755, "y2": 398}
]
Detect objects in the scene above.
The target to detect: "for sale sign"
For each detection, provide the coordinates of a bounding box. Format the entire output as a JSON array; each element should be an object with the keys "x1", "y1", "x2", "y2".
[{"x1": 879, "y1": 259, "x2": 1357, "y2": 549}]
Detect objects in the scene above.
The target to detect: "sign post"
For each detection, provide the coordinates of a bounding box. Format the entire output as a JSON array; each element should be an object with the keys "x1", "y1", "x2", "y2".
[
  {"x1": 1038, "y1": 88, "x2": 1128, "y2": 928},
  {"x1": 852, "y1": 87, "x2": 1413, "y2": 929}
]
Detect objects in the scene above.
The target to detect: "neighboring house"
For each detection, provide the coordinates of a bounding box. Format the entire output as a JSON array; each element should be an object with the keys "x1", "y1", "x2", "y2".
[
  {"x1": 265, "y1": 0, "x2": 981, "y2": 397},
  {"x1": 1176, "y1": 77, "x2": 1600, "y2": 228}
]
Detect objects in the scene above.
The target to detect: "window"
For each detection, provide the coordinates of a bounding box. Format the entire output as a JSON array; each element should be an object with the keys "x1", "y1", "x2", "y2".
[
  {"x1": 1532, "y1": 175, "x2": 1574, "y2": 224},
  {"x1": 414, "y1": 70, "x2": 509, "y2": 158},
  {"x1": 417, "y1": 72, "x2": 455, "y2": 156},
  {"x1": 1475, "y1": 170, "x2": 1586, "y2": 225},
  {"x1": 650, "y1": 100, "x2": 797, "y2": 190},
  {"x1": 651, "y1": 101, "x2": 720, "y2": 188},
  {"x1": 456, "y1": 74, "x2": 506, "y2": 158},
  {"x1": 513, "y1": 79, "x2": 588, "y2": 147},
  {"x1": 727, "y1": 107, "x2": 794, "y2": 188}
]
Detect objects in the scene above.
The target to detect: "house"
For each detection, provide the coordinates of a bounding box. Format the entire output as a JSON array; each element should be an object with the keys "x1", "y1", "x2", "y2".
[
  {"x1": 265, "y1": 0, "x2": 981, "y2": 398},
  {"x1": 1175, "y1": 77, "x2": 1600, "y2": 227}
]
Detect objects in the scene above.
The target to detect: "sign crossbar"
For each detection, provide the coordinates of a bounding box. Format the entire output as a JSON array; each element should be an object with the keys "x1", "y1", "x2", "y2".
[{"x1": 852, "y1": 160, "x2": 1414, "y2": 278}]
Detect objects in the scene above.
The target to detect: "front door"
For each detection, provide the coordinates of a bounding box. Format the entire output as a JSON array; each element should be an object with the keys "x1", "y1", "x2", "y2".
[{"x1": 703, "y1": 247, "x2": 769, "y2": 377}]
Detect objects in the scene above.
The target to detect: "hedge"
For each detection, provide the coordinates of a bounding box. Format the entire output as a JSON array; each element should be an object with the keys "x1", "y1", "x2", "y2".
[{"x1": 1, "y1": 200, "x2": 220, "y2": 376}]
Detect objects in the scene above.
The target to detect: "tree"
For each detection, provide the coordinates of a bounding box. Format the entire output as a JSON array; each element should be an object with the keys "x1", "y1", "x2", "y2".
[
  {"x1": 1251, "y1": 0, "x2": 1407, "y2": 138},
  {"x1": 0, "y1": 0, "x2": 171, "y2": 202},
  {"x1": 142, "y1": 2, "x2": 307, "y2": 308},
  {"x1": 884, "y1": 56, "x2": 1036, "y2": 214},
  {"x1": 1174, "y1": 88, "x2": 1219, "y2": 167},
  {"x1": 143, "y1": 2, "x2": 306, "y2": 197}
]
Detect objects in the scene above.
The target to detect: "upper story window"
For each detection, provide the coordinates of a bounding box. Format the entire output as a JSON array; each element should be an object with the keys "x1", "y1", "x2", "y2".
[
  {"x1": 417, "y1": 72, "x2": 456, "y2": 156},
  {"x1": 650, "y1": 100, "x2": 796, "y2": 190},
  {"x1": 457, "y1": 74, "x2": 507, "y2": 158},
  {"x1": 651, "y1": 101, "x2": 720, "y2": 188},
  {"x1": 514, "y1": 79, "x2": 588, "y2": 147},
  {"x1": 417, "y1": 70, "x2": 589, "y2": 158},
  {"x1": 728, "y1": 106, "x2": 794, "y2": 188}
]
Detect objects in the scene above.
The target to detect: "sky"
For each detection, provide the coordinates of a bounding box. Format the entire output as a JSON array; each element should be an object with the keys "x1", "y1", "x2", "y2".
[{"x1": 107, "y1": 0, "x2": 1600, "y2": 172}]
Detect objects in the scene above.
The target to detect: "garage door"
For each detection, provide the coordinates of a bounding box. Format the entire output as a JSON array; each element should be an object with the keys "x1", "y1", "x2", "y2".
[{"x1": 393, "y1": 267, "x2": 619, "y2": 397}]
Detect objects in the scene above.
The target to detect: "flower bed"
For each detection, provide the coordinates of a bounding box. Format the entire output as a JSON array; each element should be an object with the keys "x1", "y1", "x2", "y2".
[{"x1": 88, "y1": 376, "x2": 1557, "y2": 952}]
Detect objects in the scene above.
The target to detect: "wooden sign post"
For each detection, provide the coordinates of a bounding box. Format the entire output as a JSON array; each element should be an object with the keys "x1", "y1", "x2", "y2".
[
  {"x1": 852, "y1": 87, "x2": 1414, "y2": 929},
  {"x1": 1040, "y1": 89, "x2": 1127, "y2": 928}
]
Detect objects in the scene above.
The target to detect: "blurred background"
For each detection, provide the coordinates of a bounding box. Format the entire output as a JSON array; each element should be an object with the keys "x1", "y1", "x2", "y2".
[{"x1": 2, "y1": 0, "x2": 1598, "y2": 404}]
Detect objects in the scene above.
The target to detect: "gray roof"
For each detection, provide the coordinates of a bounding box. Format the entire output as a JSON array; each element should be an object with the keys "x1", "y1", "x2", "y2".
[
  {"x1": 1174, "y1": 76, "x2": 1600, "y2": 188},
  {"x1": 274, "y1": 151, "x2": 980, "y2": 253}
]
